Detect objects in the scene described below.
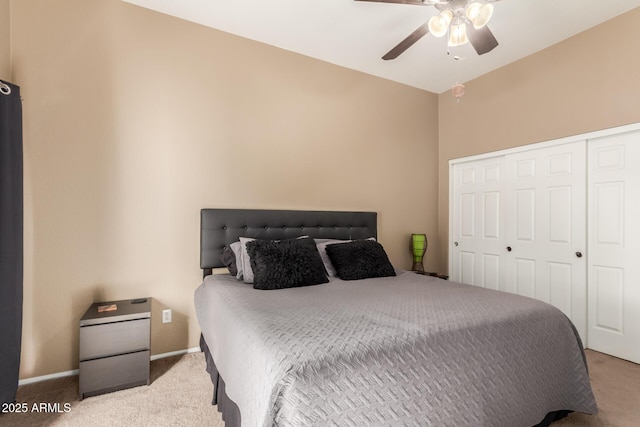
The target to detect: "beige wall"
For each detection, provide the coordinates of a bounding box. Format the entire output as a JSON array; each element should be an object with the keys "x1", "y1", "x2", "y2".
[
  {"x1": 437, "y1": 7, "x2": 640, "y2": 273},
  {"x1": 11, "y1": 0, "x2": 439, "y2": 378},
  {"x1": 12, "y1": 0, "x2": 639, "y2": 380},
  {"x1": 0, "y1": 0, "x2": 9, "y2": 80}
]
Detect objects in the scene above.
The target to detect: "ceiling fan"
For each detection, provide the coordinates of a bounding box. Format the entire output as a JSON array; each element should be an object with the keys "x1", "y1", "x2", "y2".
[{"x1": 356, "y1": 0, "x2": 500, "y2": 60}]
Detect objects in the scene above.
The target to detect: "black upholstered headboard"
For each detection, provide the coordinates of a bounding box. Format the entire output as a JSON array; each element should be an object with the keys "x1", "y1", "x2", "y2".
[{"x1": 200, "y1": 208, "x2": 377, "y2": 276}]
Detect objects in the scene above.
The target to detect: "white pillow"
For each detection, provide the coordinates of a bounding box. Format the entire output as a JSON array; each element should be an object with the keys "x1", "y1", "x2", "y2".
[
  {"x1": 314, "y1": 239, "x2": 346, "y2": 277},
  {"x1": 239, "y1": 237, "x2": 256, "y2": 284},
  {"x1": 230, "y1": 241, "x2": 243, "y2": 280}
]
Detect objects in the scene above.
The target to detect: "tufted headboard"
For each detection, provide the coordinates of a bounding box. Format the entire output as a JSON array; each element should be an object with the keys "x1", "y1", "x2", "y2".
[{"x1": 200, "y1": 208, "x2": 377, "y2": 277}]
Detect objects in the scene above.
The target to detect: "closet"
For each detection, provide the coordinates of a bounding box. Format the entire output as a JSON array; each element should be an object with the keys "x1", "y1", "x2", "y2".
[{"x1": 449, "y1": 125, "x2": 640, "y2": 364}]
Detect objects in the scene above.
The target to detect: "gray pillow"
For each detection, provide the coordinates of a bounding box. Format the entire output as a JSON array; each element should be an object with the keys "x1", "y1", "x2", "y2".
[
  {"x1": 246, "y1": 237, "x2": 329, "y2": 290},
  {"x1": 219, "y1": 247, "x2": 238, "y2": 276}
]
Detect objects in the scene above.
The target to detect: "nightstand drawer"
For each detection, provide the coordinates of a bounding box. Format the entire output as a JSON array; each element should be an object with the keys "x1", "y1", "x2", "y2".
[
  {"x1": 79, "y1": 350, "x2": 150, "y2": 399},
  {"x1": 79, "y1": 318, "x2": 150, "y2": 360}
]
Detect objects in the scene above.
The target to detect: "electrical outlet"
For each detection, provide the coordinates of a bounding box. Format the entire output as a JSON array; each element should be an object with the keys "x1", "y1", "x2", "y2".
[{"x1": 162, "y1": 309, "x2": 172, "y2": 324}]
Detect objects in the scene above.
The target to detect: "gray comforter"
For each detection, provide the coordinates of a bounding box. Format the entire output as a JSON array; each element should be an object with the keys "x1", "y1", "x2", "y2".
[{"x1": 194, "y1": 271, "x2": 597, "y2": 427}]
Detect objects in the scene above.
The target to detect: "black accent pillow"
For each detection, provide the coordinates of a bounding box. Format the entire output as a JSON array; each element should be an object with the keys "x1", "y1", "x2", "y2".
[
  {"x1": 219, "y1": 247, "x2": 238, "y2": 276},
  {"x1": 325, "y1": 239, "x2": 396, "y2": 281},
  {"x1": 245, "y1": 237, "x2": 329, "y2": 290}
]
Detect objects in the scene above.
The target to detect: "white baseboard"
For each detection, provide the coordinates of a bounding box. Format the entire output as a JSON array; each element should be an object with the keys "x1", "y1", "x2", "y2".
[
  {"x1": 18, "y1": 347, "x2": 201, "y2": 386},
  {"x1": 150, "y1": 346, "x2": 201, "y2": 361},
  {"x1": 19, "y1": 369, "x2": 80, "y2": 386}
]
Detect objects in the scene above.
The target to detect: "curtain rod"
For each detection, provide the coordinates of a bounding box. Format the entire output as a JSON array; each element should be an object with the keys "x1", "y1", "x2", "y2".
[{"x1": 0, "y1": 80, "x2": 11, "y2": 95}]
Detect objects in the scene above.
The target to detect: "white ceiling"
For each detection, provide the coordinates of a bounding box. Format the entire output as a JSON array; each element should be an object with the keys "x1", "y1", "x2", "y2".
[{"x1": 122, "y1": 0, "x2": 640, "y2": 94}]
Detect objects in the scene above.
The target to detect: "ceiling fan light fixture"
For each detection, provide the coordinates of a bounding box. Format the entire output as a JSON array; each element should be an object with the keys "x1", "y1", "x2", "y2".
[
  {"x1": 466, "y1": 2, "x2": 494, "y2": 29},
  {"x1": 371, "y1": 0, "x2": 500, "y2": 61},
  {"x1": 428, "y1": 10, "x2": 453, "y2": 38},
  {"x1": 448, "y1": 22, "x2": 468, "y2": 47}
]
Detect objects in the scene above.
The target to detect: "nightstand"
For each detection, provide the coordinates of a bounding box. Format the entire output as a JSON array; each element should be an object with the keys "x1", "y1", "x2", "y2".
[{"x1": 79, "y1": 298, "x2": 151, "y2": 400}]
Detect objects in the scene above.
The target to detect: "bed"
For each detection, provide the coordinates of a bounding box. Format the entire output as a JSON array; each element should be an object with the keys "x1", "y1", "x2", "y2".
[{"x1": 194, "y1": 208, "x2": 597, "y2": 427}]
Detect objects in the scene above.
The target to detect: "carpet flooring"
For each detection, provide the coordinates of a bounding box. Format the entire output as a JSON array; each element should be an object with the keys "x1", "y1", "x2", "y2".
[
  {"x1": 1, "y1": 353, "x2": 222, "y2": 427},
  {"x1": 1, "y1": 349, "x2": 638, "y2": 426}
]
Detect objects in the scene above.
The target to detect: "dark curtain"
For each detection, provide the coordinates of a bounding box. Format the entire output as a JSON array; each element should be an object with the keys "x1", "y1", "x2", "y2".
[{"x1": 0, "y1": 80, "x2": 23, "y2": 405}]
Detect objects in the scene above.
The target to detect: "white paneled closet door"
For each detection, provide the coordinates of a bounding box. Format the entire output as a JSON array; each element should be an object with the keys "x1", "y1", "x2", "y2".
[
  {"x1": 588, "y1": 131, "x2": 640, "y2": 364},
  {"x1": 503, "y1": 141, "x2": 587, "y2": 341},
  {"x1": 451, "y1": 156, "x2": 506, "y2": 290}
]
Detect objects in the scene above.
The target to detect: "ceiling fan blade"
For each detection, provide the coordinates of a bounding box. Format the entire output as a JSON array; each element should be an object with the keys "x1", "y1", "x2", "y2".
[
  {"x1": 382, "y1": 22, "x2": 429, "y2": 60},
  {"x1": 467, "y1": 25, "x2": 499, "y2": 55}
]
